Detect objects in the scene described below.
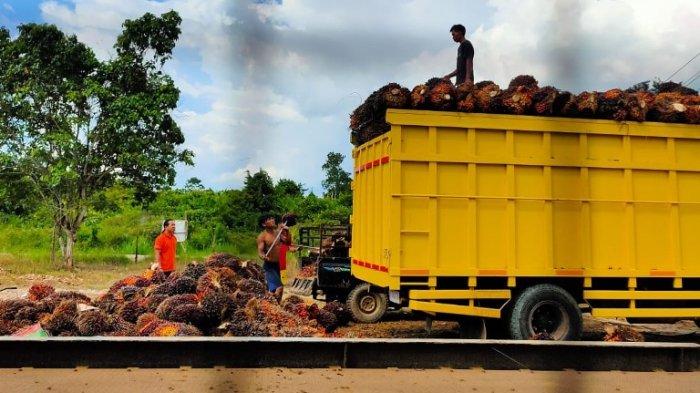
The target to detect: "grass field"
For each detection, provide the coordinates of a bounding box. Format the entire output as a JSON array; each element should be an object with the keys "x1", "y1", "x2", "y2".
[{"x1": 0, "y1": 223, "x2": 262, "y2": 289}]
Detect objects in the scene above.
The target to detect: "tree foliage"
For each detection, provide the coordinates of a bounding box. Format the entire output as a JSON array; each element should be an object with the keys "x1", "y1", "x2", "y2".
[
  {"x1": 321, "y1": 152, "x2": 352, "y2": 199},
  {"x1": 0, "y1": 11, "x2": 192, "y2": 267}
]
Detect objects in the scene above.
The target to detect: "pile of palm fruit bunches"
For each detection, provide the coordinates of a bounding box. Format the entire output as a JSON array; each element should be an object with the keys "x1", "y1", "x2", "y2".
[
  {"x1": 0, "y1": 253, "x2": 351, "y2": 337},
  {"x1": 350, "y1": 76, "x2": 700, "y2": 146}
]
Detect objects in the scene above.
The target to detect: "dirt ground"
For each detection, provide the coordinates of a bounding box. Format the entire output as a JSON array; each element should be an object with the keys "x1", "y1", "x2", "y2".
[{"x1": 1, "y1": 368, "x2": 698, "y2": 393}]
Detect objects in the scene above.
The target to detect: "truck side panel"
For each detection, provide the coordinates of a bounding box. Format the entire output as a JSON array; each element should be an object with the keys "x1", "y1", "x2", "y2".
[{"x1": 352, "y1": 111, "x2": 700, "y2": 281}]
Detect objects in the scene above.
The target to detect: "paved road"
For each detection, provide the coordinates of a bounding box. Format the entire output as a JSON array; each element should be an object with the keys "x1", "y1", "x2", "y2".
[{"x1": 2, "y1": 368, "x2": 698, "y2": 393}]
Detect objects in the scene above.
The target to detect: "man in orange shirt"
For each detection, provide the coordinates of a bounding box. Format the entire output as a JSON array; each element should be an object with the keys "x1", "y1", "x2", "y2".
[{"x1": 154, "y1": 219, "x2": 178, "y2": 277}]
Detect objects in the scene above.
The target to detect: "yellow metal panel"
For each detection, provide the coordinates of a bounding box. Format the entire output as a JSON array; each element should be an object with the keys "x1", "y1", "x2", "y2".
[
  {"x1": 584, "y1": 290, "x2": 700, "y2": 300},
  {"x1": 353, "y1": 110, "x2": 700, "y2": 320},
  {"x1": 591, "y1": 308, "x2": 700, "y2": 318},
  {"x1": 409, "y1": 300, "x2": 502, "y2": 318},
  {"x1": 409, "y1": 289, "x2": 511, "y2": 300}
]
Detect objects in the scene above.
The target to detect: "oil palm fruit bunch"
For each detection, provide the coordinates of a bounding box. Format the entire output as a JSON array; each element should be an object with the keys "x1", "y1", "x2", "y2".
[
  {"x1": 425, "y1": 77, "x2": 456, "y2": 110},
  {"x1": 28, "y1": 283, "x2": 55, "y2": 301},
  {"x1": 648, "y1": 93, "x2": 687, "y2": 123},
  {"x1": 603, "y1": 324, "x2": 644, "y2": 342},
  {"x1": 322, "y1": 301, "x2": 351, "y2": 327},
  {"x1": 575, "y1": 91, "x2": 599, "y2": 117},
  {"x1": 652, "y1": 80, "x2": 697, "y2": 95},
  {"x1": 625, "y1": 92, "x2": 652, "y2": 122},
  {"x1": 117, "y1": 299, "x2": 147, "y2": 323},
  {"x1": 410, "y1": 84, "x2": 429, "y2": 108},
  {"x1": 473, "y1": 81, "x2": 501, "y2": 112},
  {"x1": 455, "y1": 81, "x2": 475, "y2": 99},
  {"x1": 0, "y1": 299, "x2": 32, "y2": 320},
  {"x1": 136, "y1": 313, "x2": 161, "y2": 335},
  {"x1": 170, "y1": 276, "x2": 197, "y2": 295},
  {"x1": 598, "y1": 89, "x2": 629, "y2": 120},
  {"x1": 508, "y1": 74, "x2": 539, "y2": 90},
  {"x1": 169, "y1": 303, "x2": 205, "y2": 327},
  {"x1": 205, "y1": 253, "x2": 241, "y2": 270},
  {"x1": 150, "y1": 321, "x2": 201, "y2": 337},
  {"x1": 76, "y1": 309, "x2": 113, "y2": 336},
  {"x1": 105, "y1": 316, "x2": 136, "y2": 336},
  {"x1": 237, "y1": 278, "x2": 266, "y2": 295},
  {"x1": 494, "y1": 85, "x2": 535, "y2": 115},
  {"x1": 143, "y1": 268, "x2": 166, "y2": 283},
  {"x1": 155, "y1": 294, "x2": 199, "y2": 320},
  {"x1": 377, "y1": 83, "x2": 410, "y2": 109},
  {"x1": 41, "y1": 300, "x2": 79, "y2": 336},
  {"x1": 114, "y1": 285, "x2": 142, "y2": 302},
  {"x1": 681, "y1": 95, "x2": 700, "y2": 124},
  {"x1": 92, "y1": 293, "x2": 119, "y2": 314},
  {"x1": 455, "y1": 82, "x2": 478, "y2": 112},
  {"x1": 182, "y1": 262, "x2": 207, "y2": 281},
  {"x1": 200, "y1": 290, "x2": 230, "y2": 324},
  {"x1": 532, "y1": 86, "x2": 558, "y2": 115},
  {"x1": 315, "y1": 309, "x2": 339, "y2": 333}
]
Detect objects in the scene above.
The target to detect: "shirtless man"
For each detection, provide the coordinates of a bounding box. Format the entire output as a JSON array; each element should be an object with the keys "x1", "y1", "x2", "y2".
[{"x1": 256, "y1": 213, "x2": 289, "y2": 301}]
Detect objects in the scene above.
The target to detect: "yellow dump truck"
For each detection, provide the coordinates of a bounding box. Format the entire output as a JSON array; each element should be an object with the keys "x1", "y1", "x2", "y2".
[{"x1": 349, "y1": 109, "x2": 700, "y2": 340}]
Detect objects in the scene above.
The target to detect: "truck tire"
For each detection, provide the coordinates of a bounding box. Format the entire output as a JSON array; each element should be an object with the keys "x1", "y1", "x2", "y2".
[
  {"x1": 508, "y1": 284, "x2": 582, "y2": 341},
  {"x1": 458, "y1": 317, "x2": 487, "y2": 339},
  {"x1": 347, "y1": 283, "x2": 388, "y2": 323}
]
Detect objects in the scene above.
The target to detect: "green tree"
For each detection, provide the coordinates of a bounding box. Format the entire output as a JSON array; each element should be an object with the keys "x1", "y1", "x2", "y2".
[
  {"x1": 322, "y1": 152, "x2": 352, "y2": 199},
  {"x1": 243, "y1": 169, "x2": 276, "y2": 219},
  {"x1": 275, "y1": 178, "x2": 305, "y2": 197},
  {"x1": 185, "y1": 177, "x2": 204, "y2": 190},
  {"x1": 0, "y1": 11, "x2": 192, "y2": 267}
]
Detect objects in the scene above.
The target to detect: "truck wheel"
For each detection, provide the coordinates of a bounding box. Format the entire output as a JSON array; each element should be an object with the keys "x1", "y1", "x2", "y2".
[
  {"x1": 508, "y1": 284, "x2": 582, "y2": 341},
  {"x1": 458, "y1": 317, "x2": 487, "y2": 339},
  {"x1": 347, "y1": 283, "x2": 388, "y2": 323}
]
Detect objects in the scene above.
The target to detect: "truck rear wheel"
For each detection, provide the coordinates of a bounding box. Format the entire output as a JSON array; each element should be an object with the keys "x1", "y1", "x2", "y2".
[
  {"x1": 458, "y1": 317, "x2": 487, "y2": 339},
  {"x1": 508, "y1": 284, "x2": 582, "y2": 341},
  {"x1": 347, "y1": 283, "x2": 388, "y2": 323}
]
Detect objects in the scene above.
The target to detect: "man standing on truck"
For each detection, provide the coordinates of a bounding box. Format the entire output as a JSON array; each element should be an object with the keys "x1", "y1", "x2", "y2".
[
  {"x1": 443, "y1": 24, "x2": 474, "y2": 85},
  {"x1": 154, "y1": 219, "x2": 178, "y2": 277},
  {"x1": 257, "y1": 213, "x2": 289, "y2": 301}
]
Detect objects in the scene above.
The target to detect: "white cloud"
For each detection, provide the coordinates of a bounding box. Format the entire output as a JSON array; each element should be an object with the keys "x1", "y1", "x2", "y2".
[
  {"x1": 3, "y1": 3, "x2": 14, "y2": 12},
  {"x1": 37, "y1": 0, "x2": 700, "y2": 193}
]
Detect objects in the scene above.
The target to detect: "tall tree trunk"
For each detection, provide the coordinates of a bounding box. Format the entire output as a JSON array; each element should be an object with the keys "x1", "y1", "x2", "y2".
[{"x1": 59, "y1": 227, "x2": 77, "y2": 269}]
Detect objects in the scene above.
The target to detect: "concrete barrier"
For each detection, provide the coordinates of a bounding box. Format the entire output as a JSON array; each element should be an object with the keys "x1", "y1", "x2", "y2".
[{"x1": 0, "y1": 337, "x2": 697, "y2": 371}]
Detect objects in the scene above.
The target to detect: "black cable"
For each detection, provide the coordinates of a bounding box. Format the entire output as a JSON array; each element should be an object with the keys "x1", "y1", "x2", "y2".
[
  {"x1": 665, "y1": 51, "x2": 700, "y2": 81},
  {"x1": 685, "y1": 70, "x2": 700, "y2": 87}
]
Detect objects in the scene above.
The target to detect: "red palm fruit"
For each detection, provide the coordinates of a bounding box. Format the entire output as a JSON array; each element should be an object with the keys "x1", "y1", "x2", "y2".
[
  {"x1": 205, "y1": 253, "x2": 241, "y2": 270},
  {"x1": 648, "y1": 93, "x2": 687, "y2": 122},
  {"x1": 410, "y1": 84, "x2": 429, "y2": 108},
  {"x1": 76, "y1": 310, "x2": 112, "y2": 336},
  {"x1": 379, "y1": 83, "x2": 410, "y2": 108},
  {"x1": 508, "y1": 74, "x2": 538, "y2": 90},
  {"x1": 457, "y1": 93, "x2": 478, "y2": 112},
  {"x1": 427, "y1": 79, "x2": 456, "y2": 110},
  {"x1": 575, "y1": 91, "x2": 599, "y2": 117},
  {"x1": 474, "y1": 82, "x2": 501, "y2": 111},
  {"x1": 685, "y1": 105, "x2": 700, "y2": 124},
  {"x1": 532, "y1": 86, "x2": 559, "y2": 115},
  {"x1": 122, "y1": 275, "x2": 150, "y2": 287},
  {"x1": 455, "y1": 81, "x2": 475, "y2": 100},
  {"x1": 28, "y1": 283, "x2": 55, "y2": 301}
]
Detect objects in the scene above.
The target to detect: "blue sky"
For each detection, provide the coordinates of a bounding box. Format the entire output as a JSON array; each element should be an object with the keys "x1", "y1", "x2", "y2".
[{"x1": 1, "y1": 1, "x2": 699, "y2": 193}]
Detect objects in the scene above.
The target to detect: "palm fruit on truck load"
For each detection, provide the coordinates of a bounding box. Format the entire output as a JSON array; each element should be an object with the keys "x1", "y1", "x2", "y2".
[
  {"x1": 425, "y1": 78, "x2": 456, "y2": 110},
  {"x1": 597, "y1": 88, "x2": 629, "y2": 121}
]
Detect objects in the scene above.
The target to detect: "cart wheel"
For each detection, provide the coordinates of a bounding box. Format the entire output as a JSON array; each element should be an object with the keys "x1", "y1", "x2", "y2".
[
  {"x1": 508, "y1": 284, "x2": 582, "y2": 341},
  {"x1": 347, "y1": 283, "x2": 387, "y2": 323}
]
